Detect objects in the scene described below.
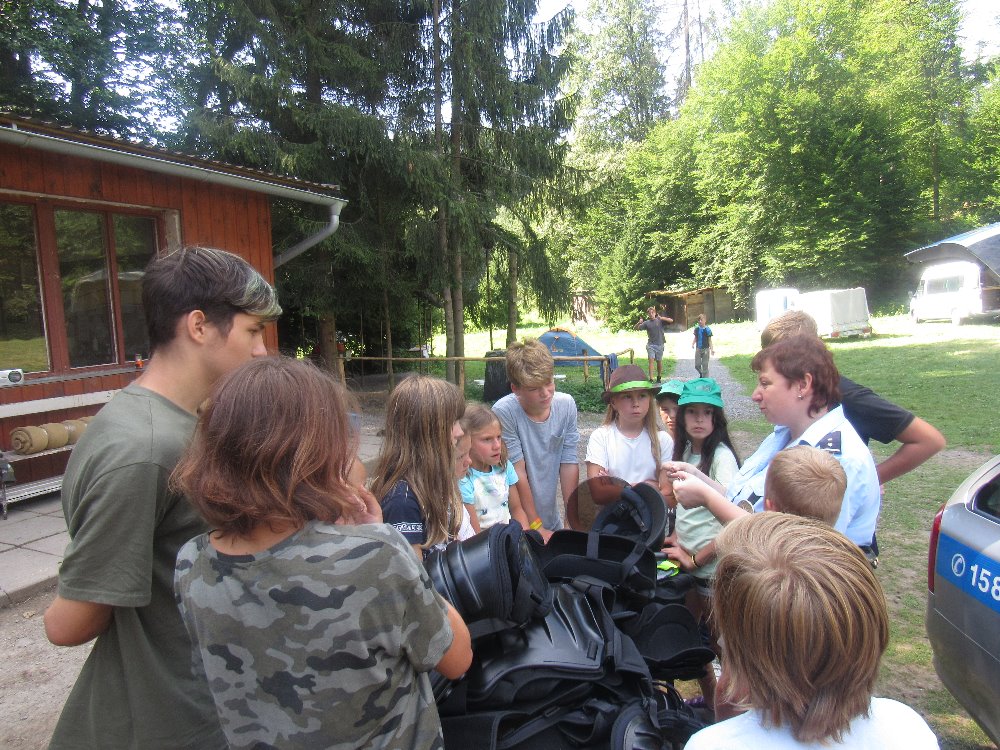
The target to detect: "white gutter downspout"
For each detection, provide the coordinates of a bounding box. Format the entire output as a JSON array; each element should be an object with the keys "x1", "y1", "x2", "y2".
[
  {"x1": 274, "y1": 203, "x2": 343, "y2": 268},
  {"x1": 0, "y1": 122, "x2": 347, "y2": 266}
]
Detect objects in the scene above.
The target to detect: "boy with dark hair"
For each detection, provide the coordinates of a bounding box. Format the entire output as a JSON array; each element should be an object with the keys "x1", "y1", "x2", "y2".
[
  {"x1": 44, "y1": 246, "x2": 281, "y2": 749},
  {"x1": 493, "y1": 339, "x2": 579, "y2": 538}
]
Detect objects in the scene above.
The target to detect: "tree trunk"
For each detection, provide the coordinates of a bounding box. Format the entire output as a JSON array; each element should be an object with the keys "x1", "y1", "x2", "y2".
[
  {"x1": 932, "y1": 134, "x2": 940, "y2": 221},
  {"x1": 450, "y1": 95, "x2": 465, "y2": 389},
  {"x1": 382, "y1": 281, "x2": 394, "y2": 390},
  {"x1": 680, "y1": 0, "x2": 692, "y2": 102},
  {"x1": 434, "y1": 0, "x2": 457, "y2": 383},
  {"x1": 506, "y1": 248, "x2": 519, "y2": 346},
  {"x1": 318, "y1": 312, "x2": 342, "y2": 381}
]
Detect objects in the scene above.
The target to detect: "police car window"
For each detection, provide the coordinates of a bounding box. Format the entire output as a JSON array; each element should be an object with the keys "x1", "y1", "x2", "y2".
[{"x1": 974, "y1": 477, "x2": 1000, "y2": 521}]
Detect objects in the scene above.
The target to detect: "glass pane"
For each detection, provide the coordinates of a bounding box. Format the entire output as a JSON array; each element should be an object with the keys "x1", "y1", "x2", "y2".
[
  {"x1": 113, "y1": 215, "x2": 156, "y2": 359},
  {"x1": 56, "y1": 209, "x2": 116, "y2": 367},
  {"x1": 0, "y1": 203, "x2": 49, "y2": 372}
]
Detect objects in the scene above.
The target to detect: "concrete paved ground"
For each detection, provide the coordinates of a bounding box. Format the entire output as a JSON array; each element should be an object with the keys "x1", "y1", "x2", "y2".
[{"x1": 0, "y1": 432, "x2": 384, "y2": 609}]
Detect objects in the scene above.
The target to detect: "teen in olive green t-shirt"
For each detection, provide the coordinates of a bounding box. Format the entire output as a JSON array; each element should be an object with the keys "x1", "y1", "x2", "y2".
[{"x1": 49, "y1": 385, "x2": 226, "y2": 749}]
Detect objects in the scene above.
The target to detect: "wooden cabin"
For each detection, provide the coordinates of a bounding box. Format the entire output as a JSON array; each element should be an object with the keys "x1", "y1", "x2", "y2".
[
  {"x1": 645, "y1": 286, "x2": 736, "y2": 329},
  {"x1": 0, "y1": 115, "x2": 344, "y2": 501}
]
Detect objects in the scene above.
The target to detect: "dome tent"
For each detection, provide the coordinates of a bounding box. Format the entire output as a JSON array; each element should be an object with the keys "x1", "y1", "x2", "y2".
[{"x1": 537, "y1": 327, "x2": 602, "y2": 367}]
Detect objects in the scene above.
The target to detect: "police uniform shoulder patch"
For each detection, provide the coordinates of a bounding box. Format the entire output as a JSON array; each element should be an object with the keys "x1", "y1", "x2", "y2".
[{"x1": 815, "y1": 431, "x2": 842, "y2": 454}]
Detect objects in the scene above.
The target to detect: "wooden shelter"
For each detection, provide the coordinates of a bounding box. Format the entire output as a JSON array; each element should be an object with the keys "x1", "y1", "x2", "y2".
[
  {"x1": 645, "y1": 286, "x2": 735, "y2": 329},
  {"x1": 0, "y1": 115, "x2": 345, "y2": 493}
]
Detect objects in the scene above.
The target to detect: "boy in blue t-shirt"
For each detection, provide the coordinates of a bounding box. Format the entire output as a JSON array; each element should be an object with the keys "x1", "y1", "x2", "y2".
[{"x1": 691, "y1": 314, "x2": 714, "y2": 377}]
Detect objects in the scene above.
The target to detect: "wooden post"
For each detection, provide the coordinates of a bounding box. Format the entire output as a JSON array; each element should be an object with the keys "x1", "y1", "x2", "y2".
[{"x1": 582, "y1": 349, "x2": 589, "y2": 382}]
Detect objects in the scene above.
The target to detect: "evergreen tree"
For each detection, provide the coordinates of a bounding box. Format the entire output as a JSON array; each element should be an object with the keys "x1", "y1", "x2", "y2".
[
  {"x1": 565, "y1": 0, "x2": 670, "y2": 151},
  {"x1": 173, "y1": 0, "x2": 440, "y2": 371},
  {"x1": 435, "y1": 0, "x2": 575, "y2": 372},
  {"x1": 0, "y1": 0, "x2": 179, "y2": 138}
]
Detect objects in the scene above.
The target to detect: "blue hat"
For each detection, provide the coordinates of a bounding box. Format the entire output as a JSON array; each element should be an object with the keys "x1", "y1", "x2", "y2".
[{"x1": 678, "y1": 378, "x2": 724, "y2": 408}]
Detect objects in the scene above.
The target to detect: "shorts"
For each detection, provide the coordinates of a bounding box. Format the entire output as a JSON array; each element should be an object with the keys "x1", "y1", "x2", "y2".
[{"x1": 646, "y1": 343, "x2": 664, "y2": 361}]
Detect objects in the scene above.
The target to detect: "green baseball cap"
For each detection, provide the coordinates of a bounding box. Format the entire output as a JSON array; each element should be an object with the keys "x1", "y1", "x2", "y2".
[
  {"x1": 658, "y1": 379, "x2": 685, "y2": 399},
  {"x1": 677, "y1": 377, "x2": 724, "y2": 408}
]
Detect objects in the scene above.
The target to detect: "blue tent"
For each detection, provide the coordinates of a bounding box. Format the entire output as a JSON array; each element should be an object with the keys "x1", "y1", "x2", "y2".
[{"x1": 537, "y1": 328, "x2": 602, "y2": 367}]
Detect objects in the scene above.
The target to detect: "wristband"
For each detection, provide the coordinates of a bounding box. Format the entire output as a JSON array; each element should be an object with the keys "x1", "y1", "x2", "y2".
[
  {"x1": 691, "y1": 551, "x2": 700, "y2": 569},
  {"x1": 529, "y1": 518, "x2": 543, "y2": 530}
]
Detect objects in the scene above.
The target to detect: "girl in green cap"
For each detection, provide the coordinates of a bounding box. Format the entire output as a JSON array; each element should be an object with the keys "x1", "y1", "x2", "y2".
[
  {"x1": 585, "y1": 364, "x2": 673, "y2": 490},
  {"x1": 662, "y1": 376, "x2": 741, "y2": 718}
]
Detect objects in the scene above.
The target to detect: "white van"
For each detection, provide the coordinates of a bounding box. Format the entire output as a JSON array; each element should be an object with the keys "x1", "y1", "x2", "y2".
[{"x1": 909, "y1": 261, "x2": 1000, "y2": 324}]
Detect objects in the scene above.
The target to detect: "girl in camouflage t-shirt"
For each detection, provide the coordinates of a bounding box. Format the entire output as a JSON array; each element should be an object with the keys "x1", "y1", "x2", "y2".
[{"x1": 172, "y1": 358, "x2": 472, "y2": 749}]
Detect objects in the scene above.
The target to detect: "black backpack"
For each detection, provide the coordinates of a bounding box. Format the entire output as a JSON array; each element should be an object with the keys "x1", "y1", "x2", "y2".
[{"x1": 425, "y1": 521, "x2": 552, "y2": 640}]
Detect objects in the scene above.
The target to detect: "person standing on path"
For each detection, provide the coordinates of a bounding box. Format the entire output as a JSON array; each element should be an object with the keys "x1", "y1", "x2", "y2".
[
  {"x1": 43, "y1": 246, "x2": 280, "y2": 750},
  {"x1": 635, "y1": 305, "x2": 674, "y2": 383},
  {"x1": 692, "y1": 313, "x2": 715, "y2": 378}
]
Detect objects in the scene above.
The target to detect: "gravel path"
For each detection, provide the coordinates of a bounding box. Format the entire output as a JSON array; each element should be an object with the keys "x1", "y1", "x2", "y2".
[{"x1": 667, "y1": 334, "x2": 760, "y2": 422}]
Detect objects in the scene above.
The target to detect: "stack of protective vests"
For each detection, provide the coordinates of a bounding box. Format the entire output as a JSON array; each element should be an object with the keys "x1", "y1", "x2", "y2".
[{"x1": 425, "y1": 484, "x2": 713, "y2": 750}]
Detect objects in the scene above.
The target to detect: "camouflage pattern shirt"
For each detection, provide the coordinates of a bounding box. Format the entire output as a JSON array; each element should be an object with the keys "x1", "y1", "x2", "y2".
[{"x1": 175, "y1": 521, "x2": 454, "y2": 750}]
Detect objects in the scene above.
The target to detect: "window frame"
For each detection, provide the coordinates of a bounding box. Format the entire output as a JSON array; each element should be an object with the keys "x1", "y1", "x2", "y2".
[{"x1": 1, "y1": 195, "x2": 164, "y2": 379}]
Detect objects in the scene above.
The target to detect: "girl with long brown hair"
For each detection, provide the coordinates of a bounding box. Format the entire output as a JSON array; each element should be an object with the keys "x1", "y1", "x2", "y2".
[{"x1": 369, "y1": 375, "x2": 468, "y2": 558}]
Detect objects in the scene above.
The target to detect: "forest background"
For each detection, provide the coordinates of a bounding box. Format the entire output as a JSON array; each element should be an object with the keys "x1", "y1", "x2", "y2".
[{"x1": 2, "y1": 0, "x2": 1000, "y2": 381}]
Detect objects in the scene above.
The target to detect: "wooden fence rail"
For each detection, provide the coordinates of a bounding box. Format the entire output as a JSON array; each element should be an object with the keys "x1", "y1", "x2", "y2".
[{"x1": 335, "y1": 349, "x2": 635, "y2": 390}]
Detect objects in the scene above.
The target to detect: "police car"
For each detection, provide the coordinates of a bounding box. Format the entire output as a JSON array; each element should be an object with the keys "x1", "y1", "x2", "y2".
[{"x1": 926, "y1": 454, "x2": 1000, "y2": 745}]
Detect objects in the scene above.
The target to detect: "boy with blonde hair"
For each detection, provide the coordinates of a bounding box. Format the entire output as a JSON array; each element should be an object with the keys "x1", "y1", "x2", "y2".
[
  {"x1": 493, "y1": 339, "x2": 579, "y2": 538},
  {"x1": 764, "y1": 445, "x2": 846, "y2": 526},
  {"x1": 666, "y1": 444, "x2": 847, "y2": 528},
  {"x1": 684, "y1": 513, "x2": 937, "y2": 748}
]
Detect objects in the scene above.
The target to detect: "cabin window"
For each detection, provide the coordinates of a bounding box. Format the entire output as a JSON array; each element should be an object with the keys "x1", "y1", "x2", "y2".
[
  {"x1": 0, "y1": 199, "x2": 157, "y2": 376},
  {"x1": 0, "y1": 203, "x2": 48, "y2": 372}
]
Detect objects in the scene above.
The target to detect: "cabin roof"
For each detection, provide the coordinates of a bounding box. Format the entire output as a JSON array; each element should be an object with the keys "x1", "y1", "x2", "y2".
[
  {"x1": 0, "y1": 113, "x2": 345, "y2": 207},
  {"x1": 905, "y1": 222, "x2": 1000, "y2": 278}
]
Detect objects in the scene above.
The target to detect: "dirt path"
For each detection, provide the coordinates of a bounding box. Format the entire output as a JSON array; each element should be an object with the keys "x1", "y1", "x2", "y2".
[
  {"x1": 668, "y1": 333, "x2": 759, "y2": 422},
  {"x1": 0, "y1": 584, "x2": 88, "y2": 749}
]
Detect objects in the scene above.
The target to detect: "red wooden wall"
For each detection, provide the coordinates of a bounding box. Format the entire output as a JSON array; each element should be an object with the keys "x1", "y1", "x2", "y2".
[{"x1": 1, "y1": 141, "x2": 279, "y2": 482}]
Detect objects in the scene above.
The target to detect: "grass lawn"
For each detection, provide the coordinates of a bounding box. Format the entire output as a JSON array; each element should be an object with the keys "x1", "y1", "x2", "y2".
[
  {"x1": 0, "y1": 336, "x2": 50, "y2": 373},
  {"x1": 431, "y1": 313, "x2": 998, "y2": 747}
]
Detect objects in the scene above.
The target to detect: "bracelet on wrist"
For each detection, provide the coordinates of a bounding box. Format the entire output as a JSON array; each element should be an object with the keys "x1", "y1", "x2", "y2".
[
  {"x1": 529, "y1": 517, "x2": 543, "y2": 530},
  {"x1": 691, "y1": 551, "x2": 700, "y2": 568}
]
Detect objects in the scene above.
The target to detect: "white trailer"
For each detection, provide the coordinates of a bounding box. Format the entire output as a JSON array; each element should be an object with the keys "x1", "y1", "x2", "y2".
[
  {"x1": 794, "y1": 287, "x2": 872, "y2": 338},
  {"x1": 755, "y1": 287, "x2": 872, "y2": 338},
  {"x1": 754, "y1": 288, "x2": 800, "y2": 329}
]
